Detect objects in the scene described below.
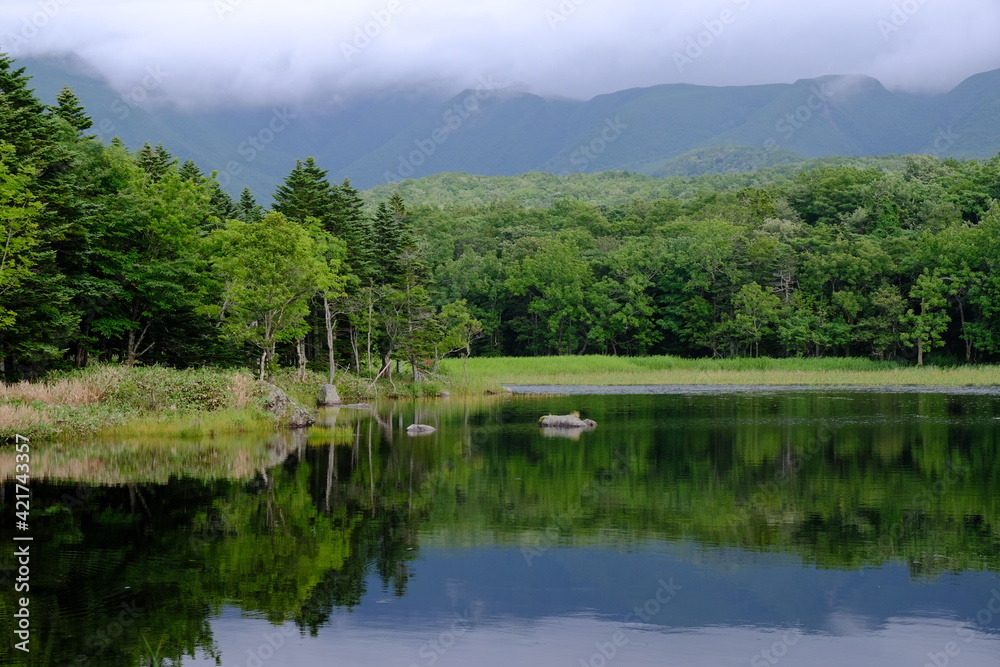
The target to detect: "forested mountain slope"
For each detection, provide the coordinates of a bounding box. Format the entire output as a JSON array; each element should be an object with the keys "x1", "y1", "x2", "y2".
[{"x1": 22, "y1": 56, "x2": 1000, "y2": 193}]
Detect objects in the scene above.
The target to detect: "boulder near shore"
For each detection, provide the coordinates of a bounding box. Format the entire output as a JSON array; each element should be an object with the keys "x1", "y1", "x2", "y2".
[
  {"x1": 538, "y1": 415, "x2": 597, "y2": 429},
  {"x1": 317, "y1": 384, "x2": 342, "y2": 406},
  {"x1": 263, "y1": 383, "x2": 315, "y2": 428}
]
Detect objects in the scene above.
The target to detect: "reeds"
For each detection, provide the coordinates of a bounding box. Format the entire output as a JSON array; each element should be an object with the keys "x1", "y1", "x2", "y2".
[{"x1": 440, "y1": 355, "x2": 1000, "y2": 394}]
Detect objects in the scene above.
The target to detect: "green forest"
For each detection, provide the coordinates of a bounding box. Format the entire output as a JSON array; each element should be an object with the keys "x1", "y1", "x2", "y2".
[{"x1": 3, "y1": 51, "x2": 1000, "y2": 383}]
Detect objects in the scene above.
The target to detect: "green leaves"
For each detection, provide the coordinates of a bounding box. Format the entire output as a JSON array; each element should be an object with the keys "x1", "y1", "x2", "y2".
[
  {"x1": 0, "y1": 145, "x2": 41, "y2": 330},
  {"x1": 206, "y1": 212, "x2": 333, "y2": 378}
]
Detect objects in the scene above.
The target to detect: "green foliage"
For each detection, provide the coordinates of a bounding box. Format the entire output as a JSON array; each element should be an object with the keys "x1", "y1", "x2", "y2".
[
  {"x1": 1, "y1": 48, "x2": 1000, "y2": 382},
  {"x1": 205, "y1": 212, "x2": 332, "y2": 379},
  {"x1": 0, "y1": 145, "x2": 41, "y2": 329},
  {"x1": 52, "y1": 85, "x2": 92, "y2": 133}
]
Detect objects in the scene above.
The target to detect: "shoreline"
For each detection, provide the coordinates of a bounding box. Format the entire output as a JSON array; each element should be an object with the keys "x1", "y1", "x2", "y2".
[
  {"x1": 501, "y1": 383, "x2": 1000, "y2": 395},
  {"x1": 440, "y1": 356, "x2": 1000, "y2": 396},
  {"x1": 3, "y1": 357, "x2": 999, "y2": 441}
]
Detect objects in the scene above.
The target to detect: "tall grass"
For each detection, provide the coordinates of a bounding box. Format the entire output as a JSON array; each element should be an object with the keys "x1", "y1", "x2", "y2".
[
  {"x1": 0, "y1": 365, "x2": 275, "y2": 442},
  {"x1": 439, "y1": 355, "x2": 1000, "y2": 394}
]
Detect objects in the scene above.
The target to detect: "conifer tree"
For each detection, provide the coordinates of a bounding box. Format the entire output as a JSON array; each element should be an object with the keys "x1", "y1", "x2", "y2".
[
  {"x1": 207, "y1": 181, "x2": 239, "y2": 222},
  {"x1": 332, "y1": 178, "x2": 375, "y2": 281},
  {"x1": 52, "y1": 85, "x2": 93, "y2": 133},
  {"x1": 372, "y1": 193, "x2": 414, "y2": 286},
  {"x1": 273, "y1": 157, "x2": 336, "y2": 225},
  {"x1": 0, "y1": 52, "x2": 52, "y2": 159},
  {"x1": 237, "y1": 186, "x2": 265, "y2": 222},
  {"x1": 177, "y1": 159, "x2": 204, "y2": 182},
  {"x1": 136, "y1": 142, "x2": 173, "y2": 179},
  {"x1": 0, "y1": 51, "x2": 79, "y2": 375}
]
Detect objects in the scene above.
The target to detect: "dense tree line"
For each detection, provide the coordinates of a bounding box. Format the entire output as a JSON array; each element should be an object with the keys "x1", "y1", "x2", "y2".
[
  {"x1": 412, "y1": 157, "x2": 1000, "y2": 362},
  {"x1": 2, "y1": 51, "x2": 999, "y2": 380},
  {"x1": 0, "y1": 53, "x2": 467, "y2": 381}
]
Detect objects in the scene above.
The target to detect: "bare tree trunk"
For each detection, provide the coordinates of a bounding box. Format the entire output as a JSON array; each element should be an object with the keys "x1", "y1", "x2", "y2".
[
  {"x1": 350, "y1": 326, "x2": 361, "y2": 374},
  {"x1": 126, "y1": 323, "x2": 153, "y2": 367},
  {"x1": 958, "y1": 300, "x2": 972, "y2": 362},
  {"x1": 323, "y1": 411, "x2": 337, "y2": 513},
  {"x1": 296, "y1": 338, "x2": 308, "y2": 381},
  {"x1": 324, "y1": 295, "x2": 337, "y2": 383},
  {"x1": 366, "y1": 291, "x2": 374, "y2": 376}
]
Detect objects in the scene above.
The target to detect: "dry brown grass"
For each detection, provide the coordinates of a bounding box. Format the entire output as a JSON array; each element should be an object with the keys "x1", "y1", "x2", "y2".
[
  {"x1": 227, "y1": 371, "x2": 259, "y2": 409},
  {"x1": 0, "y1": 368, "x2": 122, "y2": 406},
  {"x1": 0, "y1": 403, "x2": 47, "y2": 428}
]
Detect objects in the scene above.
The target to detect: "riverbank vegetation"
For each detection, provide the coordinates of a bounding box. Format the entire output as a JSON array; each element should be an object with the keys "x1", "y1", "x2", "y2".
[
  {"x1": 439, "y1": 356, "x2": 1000, "y2": 393},
  {"x1": 1, "y1": 50, "x2": 999, "y2": 429}
]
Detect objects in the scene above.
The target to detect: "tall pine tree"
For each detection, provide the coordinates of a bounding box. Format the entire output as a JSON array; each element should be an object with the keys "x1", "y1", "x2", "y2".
[
  {"x1": 273, "y1": 157, "x2": 336, "y2": 224},
  {"x1": 52, "y1": 86, "x2": 93, "y2": 134}
]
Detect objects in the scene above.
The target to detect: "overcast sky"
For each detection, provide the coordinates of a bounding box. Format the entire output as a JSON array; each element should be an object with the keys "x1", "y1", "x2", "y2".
[{"x1": 2, "y1": 0, "x2": 998, "y2": 109}]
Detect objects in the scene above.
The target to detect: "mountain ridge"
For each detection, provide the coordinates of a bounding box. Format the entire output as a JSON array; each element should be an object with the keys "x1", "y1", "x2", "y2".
[{"x1": 18, "y1": 56, "x2": 1000, "y2": 195}]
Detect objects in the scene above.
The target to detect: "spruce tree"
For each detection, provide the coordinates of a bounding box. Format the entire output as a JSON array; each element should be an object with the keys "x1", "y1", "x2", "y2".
[
  {"x1": 0, "y1": 52, "x2": 51, "y2": 159},
  {"x1": 0, "y1": 52, "x2": 83, "y2": 376},
  {"x1": 207, "y1": 181, "x2": 239, "y2": 222},
  {"x1": 237, "y1": 186, "x2": 265, "y2": 222},
  {"x1": 177, "y1": 159, "x2": 204, "y2": 182},
  {"x1": 332, "y1": 178, "x2": 375, "y2": 281},
  {"x1": 136, "y1": 142, "x2": 173, "y2": 179},
  {"x1": 273, "y1": 157, "x2": 336, "y2": 225},
  {"x1": 52, "y1": 85, "x2": 93, "y2": 133}
]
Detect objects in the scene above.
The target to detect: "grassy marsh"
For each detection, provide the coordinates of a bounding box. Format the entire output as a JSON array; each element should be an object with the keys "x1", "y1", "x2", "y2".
[{"x1": 439, "y1": 356, "x2": 1000, "y2": 394}]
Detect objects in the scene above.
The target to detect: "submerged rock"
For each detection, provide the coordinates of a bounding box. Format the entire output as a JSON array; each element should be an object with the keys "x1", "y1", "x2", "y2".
[
  {"x1": 263, "y1": 383, "x2": 315, "y2": 428},
  {"x1": 406, "y1": 424, "x2": 437, "y2": 435},
  {"x1": 538, "y1": 414, "x2": 597, "y2": 429},
  {"x1": 317, "y1": 383, "x2": 342, "y2": 406}
]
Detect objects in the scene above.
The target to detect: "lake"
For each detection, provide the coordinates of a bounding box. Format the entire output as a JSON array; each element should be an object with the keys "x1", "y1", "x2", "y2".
[{"x1": 2, "y1": 389, "x2": 999, "y2": 666}]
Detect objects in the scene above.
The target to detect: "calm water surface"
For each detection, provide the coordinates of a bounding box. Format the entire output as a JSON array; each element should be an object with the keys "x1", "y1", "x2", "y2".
[{"x1": 2, "y1": 390, "x2": 999, "y2": 666}]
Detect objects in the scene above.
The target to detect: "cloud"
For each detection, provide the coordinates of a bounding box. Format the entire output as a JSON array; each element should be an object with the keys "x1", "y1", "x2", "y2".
[{"x1": 1, "y1": 0, "x2": 998, "y2": 109}]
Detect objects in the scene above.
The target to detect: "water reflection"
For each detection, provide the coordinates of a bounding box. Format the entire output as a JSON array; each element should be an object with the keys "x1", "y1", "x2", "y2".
[{"x1": 1, "y1": 391, "x2": 997, "y2": 666}]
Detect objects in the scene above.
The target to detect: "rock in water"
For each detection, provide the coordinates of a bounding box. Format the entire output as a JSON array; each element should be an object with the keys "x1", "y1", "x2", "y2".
[
  {"x1": 263, "y1": 383, "x2": 315, "y2": 428},
  {"x1": 406, "y1": 424, "x2": 437, "y2": 435},
  {"x1": 538, "y1": 414, "x2": 597, "y2": 429},
  {"x1": 317, "y1": 383, "x2": 342, "y2": 406}
]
